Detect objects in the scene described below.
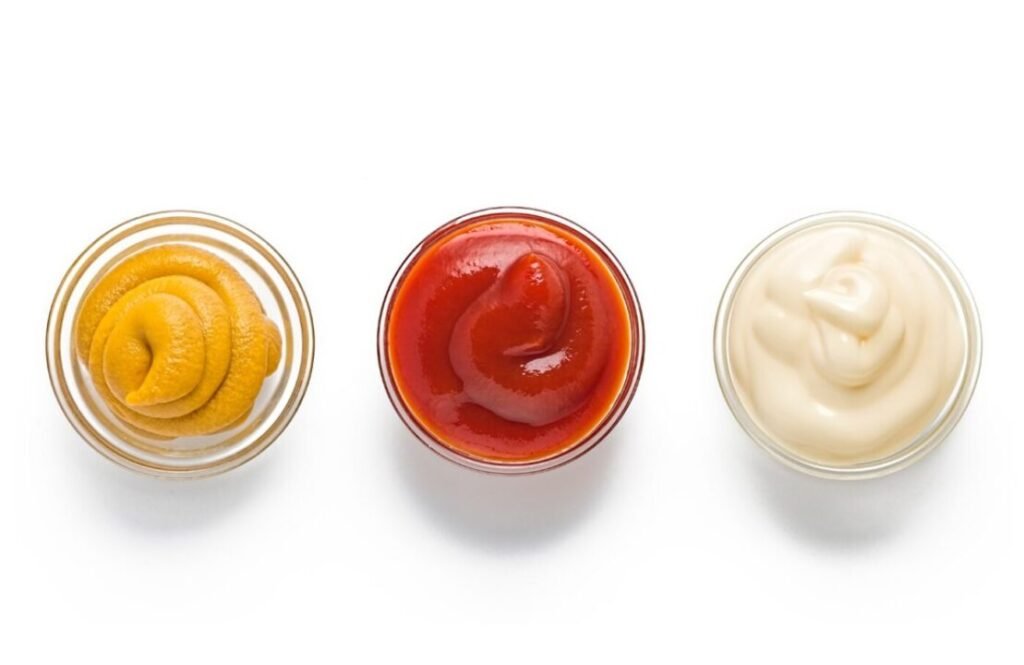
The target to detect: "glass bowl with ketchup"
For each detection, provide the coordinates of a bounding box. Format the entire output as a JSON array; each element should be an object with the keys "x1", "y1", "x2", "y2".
[{"x1": 378, "y1": 207, "x2": 644, "y2": 473}]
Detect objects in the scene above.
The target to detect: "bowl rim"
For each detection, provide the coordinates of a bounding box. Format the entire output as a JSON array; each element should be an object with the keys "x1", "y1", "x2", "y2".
[
  {"x1": 713, "y1": 210, "x2": 983, "y2": 480},
  {"x1": 377, "y1": 206, "x2": 645, "y2": 474},
  {"x1": 46, "y1": 210, "x2": 316, "y2": 479}
]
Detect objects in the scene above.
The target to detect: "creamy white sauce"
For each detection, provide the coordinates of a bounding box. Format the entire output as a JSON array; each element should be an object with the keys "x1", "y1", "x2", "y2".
[{"x1": 726, "y1": 223, "x2": 966, "y2": 465}]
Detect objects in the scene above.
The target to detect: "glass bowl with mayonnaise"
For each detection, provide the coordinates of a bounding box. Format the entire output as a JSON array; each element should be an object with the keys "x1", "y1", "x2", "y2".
[{"x1": 714, "y1": 211, "x2": 981, "y2": 479}]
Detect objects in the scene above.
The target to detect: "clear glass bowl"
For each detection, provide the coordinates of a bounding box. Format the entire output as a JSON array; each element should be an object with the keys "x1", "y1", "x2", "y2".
[
  {"x1": 714, "y1": 211, "x2": 982, "y2": 479},
  {"x1": 47, "y1": 211, "x2": 315, "y2": 478},
  {"x1": 378, "y1": 206, "x2": 645, "y2": 474}
]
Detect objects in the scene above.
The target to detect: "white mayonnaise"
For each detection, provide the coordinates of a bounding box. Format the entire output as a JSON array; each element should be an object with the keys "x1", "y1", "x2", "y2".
[{"x1": 723, "y1": 218, "x2": 969, "y2": 466}]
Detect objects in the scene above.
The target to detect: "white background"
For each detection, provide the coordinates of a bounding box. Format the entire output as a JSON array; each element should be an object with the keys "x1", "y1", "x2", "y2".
[{"x1": 2, "y1": 1, "x2": 1021, "y2": 662}]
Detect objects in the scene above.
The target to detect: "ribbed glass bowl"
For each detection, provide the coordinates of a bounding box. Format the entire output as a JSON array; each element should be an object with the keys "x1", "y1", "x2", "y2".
[{"x1": 47, "y1": 210, "x2": 315, "y2": 478}]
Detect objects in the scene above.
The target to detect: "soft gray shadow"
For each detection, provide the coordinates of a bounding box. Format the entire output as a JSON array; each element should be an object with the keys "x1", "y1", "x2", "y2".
[
  {"x1": 392, "y1": 417, "x2": 622, "y2": 553},
  {"x1": 743, "y1": 433, "x2": 949, "y2": 551},
  {"x1": 77, "y1": 440, "x2": 276, "y2": 535}
]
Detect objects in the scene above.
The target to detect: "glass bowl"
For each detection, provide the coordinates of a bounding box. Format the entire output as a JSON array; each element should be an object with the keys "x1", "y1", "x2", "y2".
[
  {"x1": 714, "y1": 211, "x2": 982, "y2": 479},
  {"x1": 47, "y1": 210, "x2": 315, "y2": 478},
  {"x1": 378, "y1": 206, "x2": 645, "y2": 474}
]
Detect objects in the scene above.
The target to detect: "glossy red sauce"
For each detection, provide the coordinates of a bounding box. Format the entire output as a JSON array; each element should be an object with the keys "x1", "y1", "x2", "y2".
[{"x1": 385, "y1": 212, "x2": 637, "y2": 464}]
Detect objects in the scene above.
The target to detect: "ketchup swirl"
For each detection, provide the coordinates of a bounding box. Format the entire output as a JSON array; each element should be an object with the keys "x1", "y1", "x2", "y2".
[
  {"x1": 449, "y1": 251, "x2": 610, "y2": 426},
  {"x1": 385, "y1": 212, "x2": 636, "y2": 464}
]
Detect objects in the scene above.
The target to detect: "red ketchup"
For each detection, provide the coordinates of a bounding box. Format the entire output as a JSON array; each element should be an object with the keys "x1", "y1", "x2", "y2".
[{"x1": 381, "y1": 209, "x2": 643, "y2": 470}]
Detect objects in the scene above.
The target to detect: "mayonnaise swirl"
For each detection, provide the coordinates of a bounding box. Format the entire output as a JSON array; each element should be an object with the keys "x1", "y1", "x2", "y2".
[{"x1": 727, "y1": 224, "x2": 966, "y2": 464}]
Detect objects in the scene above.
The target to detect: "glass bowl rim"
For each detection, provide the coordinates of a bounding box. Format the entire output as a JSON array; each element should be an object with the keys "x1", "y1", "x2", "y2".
[
  {"x1": 713, "y1": 210, "x2": 983, "y2": 480},
  {"x1": 377, "y1": 205, "x2": 645, "y2": 474},
  {"x1": 46, "y1": 209, "x2": 316, "y2": 479}
]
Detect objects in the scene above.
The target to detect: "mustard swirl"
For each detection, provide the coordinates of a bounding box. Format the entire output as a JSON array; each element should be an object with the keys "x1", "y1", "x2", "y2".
[{"x1": 75, "y1": 245, "x2": 281, "y2": 438}]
